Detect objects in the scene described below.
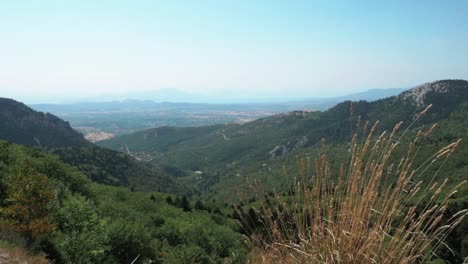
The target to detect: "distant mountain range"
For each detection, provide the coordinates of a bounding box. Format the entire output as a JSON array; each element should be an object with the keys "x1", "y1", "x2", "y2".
[
  {"x1": 33, "y1": 87, "x2": 407, "y2": 108},
  {"x1": 29, "y1": 87, "x2": 408, "y2": 137},
  {"x1": 115, "y1": 87, "x2": 407, "y2": 104}
]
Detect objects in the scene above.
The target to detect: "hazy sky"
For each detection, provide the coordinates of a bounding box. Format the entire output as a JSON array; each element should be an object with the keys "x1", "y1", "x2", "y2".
[{"x1": 1, "y1": 0, "x2": 467, "y2": 103}]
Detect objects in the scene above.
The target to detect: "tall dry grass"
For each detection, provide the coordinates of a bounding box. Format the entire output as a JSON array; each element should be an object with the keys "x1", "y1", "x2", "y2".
[{"x1": 242, "y1": 105, "x2": 467, "y2": 263}]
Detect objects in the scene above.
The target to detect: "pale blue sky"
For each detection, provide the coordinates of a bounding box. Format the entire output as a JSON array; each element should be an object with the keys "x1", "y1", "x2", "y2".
[{"x1": 1, "y1": 0, "x2": 467, "y2": 103}]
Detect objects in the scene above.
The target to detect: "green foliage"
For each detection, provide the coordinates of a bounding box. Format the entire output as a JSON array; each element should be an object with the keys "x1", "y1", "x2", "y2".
[
  {"x1": 51, "y1": 146, "x2": 188, "y2": 194},
  {"x1": 178, "y1": 196, "x2": 191, "y2": 212},
  {"x1": 106, "y1": 221, "x2": 157, "y2": 263},
  {"x1": 92, "y1": 184, "x2": 248, "y2": 263},
  {"x1": 0, "y1": 97, "x2": 188, "y2": 195},
  {"x1": 54, "y1": 195, "x2": 108, "y2": 263},
  {"x1": 99, "y1": 80, "x2": 468, "y2": 202},
  {"x1": 0, "y1": 142, "x2": 248, "y2": 263},
  {"x1": 1, "y1": 81, "x2": 467, "y2": 262}
]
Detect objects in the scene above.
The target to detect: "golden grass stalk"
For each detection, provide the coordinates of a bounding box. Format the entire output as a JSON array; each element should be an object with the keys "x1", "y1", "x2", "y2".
[{"x1": 242, "y1": 117, "x2": 466, "y2": 264}]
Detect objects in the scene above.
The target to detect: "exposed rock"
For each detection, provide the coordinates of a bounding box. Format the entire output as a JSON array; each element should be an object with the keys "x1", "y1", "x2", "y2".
[
  {"x1": 399, "y1": 81, "x2": 450, "y2": 107},
  {"x1": 294, "y1": 135, "x2": 308, "y2": 149},
  {"x1": 269, "y1": 145, "x2": 287, "y2": 158}
]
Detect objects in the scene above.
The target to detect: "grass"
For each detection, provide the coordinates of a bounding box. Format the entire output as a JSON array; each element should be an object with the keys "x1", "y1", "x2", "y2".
[
  {"x1": 0, "y1": 220, "x2": 48, "y2": 263},
  {"x1": 241, "y1": 106, "x2": 467, "y2": 263},
  {"x1": 0, "y1": 244, "x2": 48, "y2": 264}
]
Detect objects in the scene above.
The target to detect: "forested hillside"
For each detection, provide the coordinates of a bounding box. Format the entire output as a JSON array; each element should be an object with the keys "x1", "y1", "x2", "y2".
[
  {"x1": 0, "y1": 141, "x2": 248, "y2": 263},
  {"x1": 0, "y1": 98, "x2": 89, "y2": 148},
  {"x1": 0, "y1": 98, "x2": 185, "y2": 193},
  {"x1": 100, "y1": 80, "x2": 468, "y2": 200}
]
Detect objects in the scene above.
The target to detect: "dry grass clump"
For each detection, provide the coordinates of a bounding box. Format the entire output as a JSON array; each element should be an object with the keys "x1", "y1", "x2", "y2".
[
  {"x1": 242, "y1": 106, "x2": 467, "y2": 263},
  {"x1": 0, "y1": 241, "x2": 48, "y2": 264}
]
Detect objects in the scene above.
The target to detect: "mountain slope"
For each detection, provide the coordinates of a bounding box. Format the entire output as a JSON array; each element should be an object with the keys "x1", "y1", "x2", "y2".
[
  {"x1": 99, "y1": 79, "x2": 468, "y2": 196},
  {"x1": 101, "y1": 80, "x2": 467, "y2": 167},
  {"x1": 0, "y1": 98, "x2": 89, "y2": 148},
  {"x1": 0, "y1": 98, "x2": 184, "y2": 193},
  {"x1": 0, "y1": 140, "x2": 247, "y2": 263}
]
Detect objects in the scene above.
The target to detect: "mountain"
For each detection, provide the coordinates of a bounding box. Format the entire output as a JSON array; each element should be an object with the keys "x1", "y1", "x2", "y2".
[
  {"x1": 77, "y1": 87, "x2": 407, "y2": 104},
  {"x1": 338, "y1": 87, "x2": 406, "y2": 101},
  {"x1": 1, "y1": 81, "x2": 466, "y2": 262},
  {"x1": 0, "y1": 98, "x2": 89, "y2": 148},
  {"x1": 99, "y1": 80, "x2": 468, "y2": 199},
  {"x1": 287, "y1": 87, "x2": 407, "y2": 110},
  {"x1": 0, "y1": 98, "x2": 185, "y2": 193}
]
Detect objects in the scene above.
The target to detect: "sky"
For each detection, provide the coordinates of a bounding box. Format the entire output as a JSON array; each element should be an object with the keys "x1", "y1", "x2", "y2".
[{"x1": 1, "y1": 0, "x2": 467, "y2": 103}]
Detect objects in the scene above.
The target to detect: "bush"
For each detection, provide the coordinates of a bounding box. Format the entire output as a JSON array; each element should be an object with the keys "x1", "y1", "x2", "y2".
[
  {"x1": 106, "y1": 221, "x2": 157, "y2": 263},
  {"x1": 54, "y1": 195, "x2": 108, "y2": 263}
]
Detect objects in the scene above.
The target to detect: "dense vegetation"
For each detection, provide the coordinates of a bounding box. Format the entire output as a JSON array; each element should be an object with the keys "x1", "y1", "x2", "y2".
[
  {"x1": 0, "y1": 141, "x2": 248, "y2": 263},
  {"x1": 0, "y1": 80, "x2": 466, "y2": 262},
  {"x1": 51, "y1": 146, "x2": 187, "y2": 194},
  {"x1": 0, "y1": 98, "x2": 89, "y2": 148},
  {"x1": 0, "y1": 98, "x2": 185, "y2": 193},
  {"x1": 100, "y1": 80, "x2": 468, "y2": 201}
]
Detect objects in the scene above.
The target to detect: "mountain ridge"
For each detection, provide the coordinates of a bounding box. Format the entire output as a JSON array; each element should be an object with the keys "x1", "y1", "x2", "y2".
[
  {"x1": 98, "y1": 79, "x2": 468, "y2": 197},
  {"x1": 0, "y1": 98, "x2": 89, "y2": 148}
]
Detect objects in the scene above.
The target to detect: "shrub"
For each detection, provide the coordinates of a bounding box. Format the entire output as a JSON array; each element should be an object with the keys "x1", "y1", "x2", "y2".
[{"x1": 54, "y1": 195, "x2": 108, "y2": 263}]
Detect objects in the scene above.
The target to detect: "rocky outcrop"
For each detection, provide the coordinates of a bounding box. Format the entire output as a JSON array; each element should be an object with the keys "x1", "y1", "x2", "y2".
[
  {"x1": 399, "y1": 80, "x2": 450, "y2": 107},
  {"x1": 269, "y1": 145, "x2": 287, "y2": 158}
]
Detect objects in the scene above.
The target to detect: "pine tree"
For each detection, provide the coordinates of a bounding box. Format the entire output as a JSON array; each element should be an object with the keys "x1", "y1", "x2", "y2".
[{"x1": 179, "y1": 196, "x2": 191, "y2": 212}]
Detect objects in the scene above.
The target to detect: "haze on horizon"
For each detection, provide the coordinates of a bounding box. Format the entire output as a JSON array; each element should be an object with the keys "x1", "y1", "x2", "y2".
[{"x1": 1, "y1": 0, "x2": 467, "y2": 104}]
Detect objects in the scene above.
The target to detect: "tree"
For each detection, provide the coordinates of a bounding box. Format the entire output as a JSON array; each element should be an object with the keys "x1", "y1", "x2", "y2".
[
  {"x1": 54, "y1": 195, "x2": 107, "y2": 263},
  {"x1": 178, "y1": 196, "x2": 191, "y2": 212},
  {"x1": 174, "y1": 196, "x2": 180, "y2": 207},
  {"x1": 166, "y1": 195, "x2": 174, "y2": 205},
  {"x1": 3, "y1": 160, "x2": 55, "y2": 245},
  {"x1": 194, "y1": 201, "x2": 205, "y2": 211}
]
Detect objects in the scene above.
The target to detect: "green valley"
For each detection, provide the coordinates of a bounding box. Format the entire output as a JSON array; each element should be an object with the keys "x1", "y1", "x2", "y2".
[
  {"x1": 99, "y1": 80, "x2": 468, "y2": 202},
  {"x1": 1, "y1": 80, "x2": 467, "y2": 263}
]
